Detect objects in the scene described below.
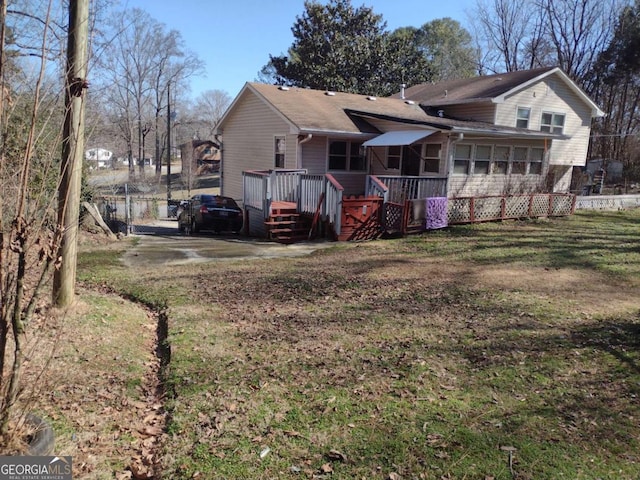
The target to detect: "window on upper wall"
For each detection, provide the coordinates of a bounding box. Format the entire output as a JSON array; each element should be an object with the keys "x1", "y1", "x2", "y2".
[
  {"x1": 473, "y1": 145, "x2": 492, "y2": 174},
  {"x1": 329, "y1": 140, "x2": 367, "y2": 171},
  {"x1": 274, "y1": 136, "x2": 286, "y2": 168},
  {"x1": 453, "y1": 144, "x2": 472, "y2": 174},
  {"x1": 423, "y1": 144, "x2": 440, "y2": 173},
  {"x1": 540, "y1": 112, "x2": 565, "y2": 134},
  {"x1": 493, "y1": 146, "x2": 510, "y2": 174},
  {"x1": 387, "y1": 146, "x2": 401, "y2": 170},
  {"x1": 516, "y1": 107, "x2": 531, "y2": 129}
]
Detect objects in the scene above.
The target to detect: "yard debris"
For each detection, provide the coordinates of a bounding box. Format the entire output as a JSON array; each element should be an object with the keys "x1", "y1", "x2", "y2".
[
  {"x1": 499, "y1": 445, "x2": 517, "y2": 477},
  {"x1": 326, "y1": 449, "x2": 347, "y2": 462},
  {"x1": 259, "y1": 447, "x2": 271, "y2": 458}
]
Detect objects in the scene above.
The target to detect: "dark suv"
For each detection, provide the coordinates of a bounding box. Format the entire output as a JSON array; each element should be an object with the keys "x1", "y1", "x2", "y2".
[{"x1": 178, "y1": 194, "x2": 243, "y2": 234}]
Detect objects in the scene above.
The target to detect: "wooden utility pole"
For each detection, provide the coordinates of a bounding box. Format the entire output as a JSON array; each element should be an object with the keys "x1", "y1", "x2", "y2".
[
  {"x1": 166, "y1": 81, "x2": 172, "y2": 201},
  {"x1": 53, "y1": 0, "x2": 90, "y2": 307}
]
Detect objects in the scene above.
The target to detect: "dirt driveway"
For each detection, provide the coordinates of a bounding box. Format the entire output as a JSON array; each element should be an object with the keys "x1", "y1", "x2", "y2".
[{"x1": 122, "y1": 220, "x2": 334, "y2": 267}]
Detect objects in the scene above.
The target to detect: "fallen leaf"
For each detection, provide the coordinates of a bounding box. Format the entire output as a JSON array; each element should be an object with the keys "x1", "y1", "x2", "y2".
[
  {"x1": 320, "y1": 463, "x2": 333, "y2": 473},
  {"x1": 130, "y1": 461, "x2": 152, "y2": 480},
  {"x1": 137, "y1": 425, "x2": 163, "y2": 438}
]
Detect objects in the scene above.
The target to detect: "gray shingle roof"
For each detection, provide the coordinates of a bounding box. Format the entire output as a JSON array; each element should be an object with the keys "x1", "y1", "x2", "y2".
[
  {"x1": 248, "y1": 82, "x2": 429, "y2": 134},
  {"x1": 398, "y1": 67, "x2": 557, "y2": 106},
  {"x1": 230, "y1": 66, "x2": 600, "y2": 139},
  {"x1": 246, "y1": 81, "x2": 556, "y2": 139}
]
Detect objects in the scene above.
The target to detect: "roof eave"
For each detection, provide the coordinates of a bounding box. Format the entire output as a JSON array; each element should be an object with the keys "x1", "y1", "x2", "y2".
[
  {"x1": 297, "y1": 128, "x2": 378, "y2": 139},
  {"x1": 451, "y1": 126, "x2": 565, "y2": 140}
]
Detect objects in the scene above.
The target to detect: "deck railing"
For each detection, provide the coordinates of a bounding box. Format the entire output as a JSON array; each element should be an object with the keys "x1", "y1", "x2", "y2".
[
  {"x1": 324, "y1": 174, "x2": 343, "y2": 236},
  {"x1": 243, "y1": 170, "x2": 344, "y2": 235},
  {"x1": 243, "y1": 170, "x2": 268, "y2": 211},
  {"x1": 365, "y1": 175, "x2": 389, "y2": 201},
  {"x1": 270, "y1": 169, "x2": 307, "y2": 203},
  {"x1": 299, "y1": 174, "x2": 326, "y2": 215},
  {"x1": 244, "y1": 169, "x2": 307, "y2": 219},
  {"x1": 297, "y1": 173, "x2": 343, "y2": 236},
  {"x1": 375, "y1": 175, "x2": 447, "y2": 203}
]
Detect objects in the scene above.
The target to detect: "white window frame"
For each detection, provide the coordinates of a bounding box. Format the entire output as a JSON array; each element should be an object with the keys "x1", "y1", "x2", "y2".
[
  {"x1": 473, "y1": 144, "x2": 492, "y2": 175},
  {"x1": 528, "y1": 147, "x2": 545, "y2": 175},
  {"x1": 454, "y1": 143, "x2": 546, "y2": 176},
  {"x1": 511, "y1": 146, "x2": 528, "y2": 174},
  {"x1": 492, "y1": 145, "x2": 510, "y2": 175},
  {"x1": 516, "y1": 107, "x2": 531, "y2": 129},
  {"x1": 422, "y1": 143, "x2": 441, "y2": 174},
  {"x1": 274, "y1": 136, "x2": 286, "y2": 168},
  {"x1": 387, "y1": 145, "x2": 401, "y2": 170},
  {"x1": 540, "y1": 112, "x2": 565, "y2": 134},
  {"x1": 453, "y1": 144, "x2": 472, "y2": 175}
]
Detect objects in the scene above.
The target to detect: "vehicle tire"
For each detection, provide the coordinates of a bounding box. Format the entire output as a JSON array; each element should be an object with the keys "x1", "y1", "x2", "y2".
[
  {"x1": 25, "y1": 413, "x2": 55, "y2": 456},
  {"x1": 178, "y1": 222, "x2": 185, "y2": 233},
  {"x1": 191, "y1": 218, "x2": 199, "y2": 234}
]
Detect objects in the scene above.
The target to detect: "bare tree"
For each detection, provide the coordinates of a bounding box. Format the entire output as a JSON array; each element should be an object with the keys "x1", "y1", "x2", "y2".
[
  {"x1": 471, "y1": 0, "x2": 622, "y2": 79},
  {"x1": 149, "y1": 29, "x2": 203, "y2": 178},
  {"x1": 539, "y1": 0, "x2": 622, "y2": 91},
  {"x1": 589, "y1": 1, "x2": 640, "y2": 180},
  {"x1": 95, "y1": 8, "x2": 203, "y2": 180},
  {"x1": 193, "y1": 89, "x2": 231, "y2": 139},
  {"x1": 473, "y1": 0, "x2": 538, "y2": 72}
]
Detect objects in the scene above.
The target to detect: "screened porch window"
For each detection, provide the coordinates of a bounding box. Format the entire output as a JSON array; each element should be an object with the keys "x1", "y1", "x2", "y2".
[
  {"x1": 529, "y1": 147, "x2": 544, "y2": 174},
  {"x1": 512, "y1": 147, "x2": 528, "y2": 174},
  {"x1": 453, "y1": 144, "x2": 472, "y2": 174},
  {"x1": 493, "y1": 146, "x2": 510, "y2": 174},
  {"x1": 473, "y1": 145, "x2": 492, "y2": 174}
]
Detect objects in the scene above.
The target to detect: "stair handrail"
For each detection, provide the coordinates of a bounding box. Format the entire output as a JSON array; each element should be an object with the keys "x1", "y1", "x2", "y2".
[
  {"x1": 366, "y1": 175, "x2": 389, "y2": 202},
  {"x1": 325, "y1": 174, "x2": 343, "y2": 237}
]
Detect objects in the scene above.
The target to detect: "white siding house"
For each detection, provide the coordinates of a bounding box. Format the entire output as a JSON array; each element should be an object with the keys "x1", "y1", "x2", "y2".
[
  {"x1": 217, "y1": 67, "x2": 603, "y2": 203},
  {"x1": 85, "y1": 147, "x2": 113, "y2": 169}
]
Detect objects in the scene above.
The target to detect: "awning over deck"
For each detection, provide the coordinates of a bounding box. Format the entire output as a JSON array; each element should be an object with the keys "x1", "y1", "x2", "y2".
[{"x1": 362, "y1": 129, "x2": 437, "y2": 147}]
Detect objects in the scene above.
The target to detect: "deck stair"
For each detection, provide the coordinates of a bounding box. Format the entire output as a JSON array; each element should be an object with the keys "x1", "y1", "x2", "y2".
[{"x1": 265, "y1": 202, "x2": 312, "y2": 244}]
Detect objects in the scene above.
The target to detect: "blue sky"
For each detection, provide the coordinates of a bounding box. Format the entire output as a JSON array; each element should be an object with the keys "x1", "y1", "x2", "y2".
[{"x1": 118, "y1": 0, "x2": 475, "y2": 99}]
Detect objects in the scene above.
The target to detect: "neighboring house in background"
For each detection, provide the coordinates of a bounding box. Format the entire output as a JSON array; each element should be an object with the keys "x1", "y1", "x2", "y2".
[
  {"x1": 217, "y1": 66, "x2": 604, "y2": 201},
  {"x1": 85, "y1": 147, "x2": 113, "y2": 169},
  {"x1": 180, "y1": 139, "x2": 221, "y2": 177}
]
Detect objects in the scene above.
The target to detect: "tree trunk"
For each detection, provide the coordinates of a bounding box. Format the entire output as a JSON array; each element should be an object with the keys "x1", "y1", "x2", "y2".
[{"x1": 53, "y1": 0, "x2": 90, "y2": 307}]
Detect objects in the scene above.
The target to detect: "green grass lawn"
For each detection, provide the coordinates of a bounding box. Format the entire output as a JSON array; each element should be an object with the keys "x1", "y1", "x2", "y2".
[{"x1": 79, "y1": 209, "x2": 640, "y2": 479}]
